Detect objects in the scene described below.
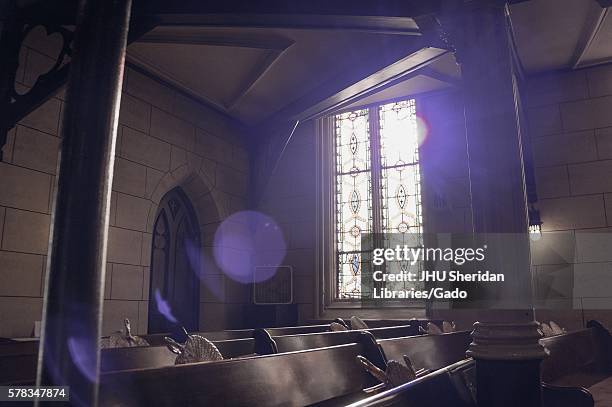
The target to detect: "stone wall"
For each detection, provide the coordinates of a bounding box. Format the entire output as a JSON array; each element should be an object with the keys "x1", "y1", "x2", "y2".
[
  {"x1": 527, "y1": 63, "x2": 612, "y2": 329},
  {"x1": 0, "y1": 30, "x2": 250, "y2": 337},
  {"x1": 254, "y1": 121, "x2": 317, "y2": 322}
]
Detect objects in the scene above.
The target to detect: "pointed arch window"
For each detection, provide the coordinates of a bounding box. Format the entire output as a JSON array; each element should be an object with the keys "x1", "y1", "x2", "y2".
[{"x1": 149, "y1": 187, "x2": 201, "y2": 333}]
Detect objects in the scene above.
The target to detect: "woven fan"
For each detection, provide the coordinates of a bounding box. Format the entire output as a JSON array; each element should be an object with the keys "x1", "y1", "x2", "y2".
[
  {"x1": 357, "y1": 356, "x2": 425, "y2": 387},
  {"x1": 442, "y1": 321, "x2": 457, "y2": 333},
  {"x1": 101, "y1": 318, "x2": 149, "y2": 348},
  {"x1": 166, "y1": 335, "x2": 224, "y2": 365},
  {"x1": 419, "y1": 322, "x2": 443, "y2": 335},
  {"x1": 350, "y1": 316, "x2": 369, "y2": 330},
  {"x1": 330, "y1": 322, "x2": 349, "y2": 331},
  {"x1": 549, "y1": 321, "x2": 565, "y2": 335},
  {"x1": 540, "y1": 322, "x2": 554, "y2": 337},
  {"x1": 329, "y1": 317, "x2": 350, "y2": 331}
]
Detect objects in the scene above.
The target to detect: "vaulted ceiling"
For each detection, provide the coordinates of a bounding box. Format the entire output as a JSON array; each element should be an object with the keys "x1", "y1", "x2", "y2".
[
  {"x1": 127, "y1": 27, "x2": 454, "y2": 126},
  {"x1": 510, "y1": 0, "x2": 612, "y2": 72},
  {"x1": 124, "y1": 0, "x2": 612, "y2": 127}
]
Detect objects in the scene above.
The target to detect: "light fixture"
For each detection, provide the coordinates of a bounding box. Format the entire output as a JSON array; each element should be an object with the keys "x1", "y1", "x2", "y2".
[{"x1": 528, "y1": 204, "x2": 542, "y2": 241}]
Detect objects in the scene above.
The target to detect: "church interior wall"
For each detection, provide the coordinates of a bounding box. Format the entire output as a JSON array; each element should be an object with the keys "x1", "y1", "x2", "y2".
[
  {"x1": 527, "y1": 63, "x2": 612, "y2": 330},
  {"x1": 0, "y1": 33, "x2": 250, "y2": 337}
]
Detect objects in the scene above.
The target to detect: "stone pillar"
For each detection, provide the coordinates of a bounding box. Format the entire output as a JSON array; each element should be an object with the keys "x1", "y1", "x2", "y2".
[
  {"x1": 36, "y1": 0, "x2": 132, "y2": 406},
  {"x1": 443, "y1": 1, "x2": 547, "y2": 406}
]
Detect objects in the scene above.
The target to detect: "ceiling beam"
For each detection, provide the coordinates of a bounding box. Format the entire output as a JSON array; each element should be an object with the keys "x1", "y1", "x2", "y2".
[
  {"x1": 572, "y1": 3, "x2": 610, "y2": 69},
  {"x1": 19, "y1": 1, "x2": 533, "y2": 30},
  {"x1": 18, "y1": 0, "x2": 430, "y2": 32},
  {"x1": 137, "y1": 29, "x2": 295, "y2": 50},
  {"x1": 226, "y1": 49, "x2": 286, "y2": 111},
  {"x1": 261, "y1": 45, "x2": 450, "y2": 128},
  {"x1": 420, "y1": 66, "x2": 461, "y2": 87},
  {"x1": 132, "y1": 0, "x2": 442, "y2": 19},
  {"x1": 134, "y1": 14, "x2": 421, "y2": 36},
  {"x1": 128, "y1": 0, "x2": 448, "y2": 35}
]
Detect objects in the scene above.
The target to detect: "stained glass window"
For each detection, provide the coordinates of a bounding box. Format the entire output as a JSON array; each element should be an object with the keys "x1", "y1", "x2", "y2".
[
  {"x1": 335, "y1": 109, "x2": 372, "y2": 299},
  {"x1": 334, "y1": 99, "x2": 423, "y2": 299}
]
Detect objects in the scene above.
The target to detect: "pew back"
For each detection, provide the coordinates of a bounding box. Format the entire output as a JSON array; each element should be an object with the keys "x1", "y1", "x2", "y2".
[
  {"x1": 311, "y1": 319, "x2": 442, "y2": 329},
  {"x1": 143, "y1": 329, "x2": 252, "y2": 345},
  {"x1": 346, "y1": 359, "x2": 477, "y2": 407},
  {"x1": 143, "y1": 324, "x2": 333, "y2": 345},
  {"x1": 101, "y1": 338, "x2": 256, "y2": 372},
  {"x1": 540, "y1": 325, "x2": 612, "y2": 387},
  {"x1": 0, "y1": 337, "x2": 256, "y2": 385},
  {"x1": 0, "y1": 341, "x2": 39, "y2": 385},
  {"x1": 99, "y1": 341, "x2": 383, "y2": 406},
  {"x1": 378, "y1": 330, "x2": 472, "y2": 372},
  {"x1": 268, "y1": 325, "x2": 420, "y2": 354}
]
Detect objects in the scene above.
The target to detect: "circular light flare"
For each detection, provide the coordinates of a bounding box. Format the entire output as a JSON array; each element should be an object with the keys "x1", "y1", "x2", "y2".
[{"x1": 213, "y1": 211, "x2": 286, "y2": 284}]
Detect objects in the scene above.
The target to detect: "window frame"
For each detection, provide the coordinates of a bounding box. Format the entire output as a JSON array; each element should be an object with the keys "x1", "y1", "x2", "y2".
[{"x1": 315, "y1": 96, "x2": 428, "y2": 316}]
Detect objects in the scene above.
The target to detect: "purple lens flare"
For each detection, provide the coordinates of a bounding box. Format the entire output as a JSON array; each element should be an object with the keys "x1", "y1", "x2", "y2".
[
  {"x1": 155, "y1": 288, "x2": 178, "y2": 323},
  {"x1": 213, "y1": 211, "x2": 286, "y2": 283}
]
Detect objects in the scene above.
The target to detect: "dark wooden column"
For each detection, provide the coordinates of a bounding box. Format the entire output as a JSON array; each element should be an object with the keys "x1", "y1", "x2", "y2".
[
  {"x1": 0, "y1": 2, "x2": 21, "y2": 161},
  {"x1": 36, "y1": 0, "x2": 132, "y2": 405},
  {"x1": 444, "y1": 1, "x2": 547, "y2": 406}
]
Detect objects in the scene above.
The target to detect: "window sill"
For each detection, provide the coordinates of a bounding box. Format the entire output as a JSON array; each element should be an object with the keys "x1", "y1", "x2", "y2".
[
  {"x1": 321, "y1": 302, "x2": 427, "y2": 320},
  {"x1": 325, "y1": 301, "x2": 425, "y2": 309}
]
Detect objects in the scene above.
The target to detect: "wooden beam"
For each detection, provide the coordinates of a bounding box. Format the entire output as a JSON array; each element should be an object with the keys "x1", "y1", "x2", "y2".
[
  {"x1": 263, "y1": 45, "x2": 449, "y2": 126},
  {"x1": 420, "y1": 66, "x2": 461, "y2": 87},
  {"x1": 226, "y1": 49, "x2": 285, "y2": 110},
  {"x1": 19, "y1": 0, "x2": 432, "y2": 32},
  {"x1": 132, "y1": 0, "x2": 442, "y2": 20},
  {"x1": 310, "y1": 55, "x2": 453, "y2": 118},
  {"x1": 37, "y1": 0, "x2": 132, "y2": 405},
  {"x1": 136, "y1": 14, "x2": 421, "y2": 35},
  {"x1": 20, "y1": 1, "x2": 534, "y2": 31},
  {"x1": 137, "y1": 29, "x2": 295, "y2": 50},
  {"x1": 572, "y1": 4, "x2": 610, "y2": 69}
]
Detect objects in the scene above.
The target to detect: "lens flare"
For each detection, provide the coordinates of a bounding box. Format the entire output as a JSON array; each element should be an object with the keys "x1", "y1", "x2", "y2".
[
  {"x1": 415, "y1": 114, "x2": 429, "y2": 147},
  {"x1": 67, "y1": 336, "x2": 97, "y2": 382},
  {"x1": 155, "y1": 289, "x2": 178, "y2": 323},
  {"x1": 213, "y1": 211, "x2": 286, "y2": 283}
]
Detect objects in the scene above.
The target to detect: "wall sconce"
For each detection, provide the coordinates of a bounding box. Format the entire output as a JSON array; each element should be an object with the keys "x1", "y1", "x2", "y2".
[{"x1": 528, "y1": 204, "x2": 542, "y2": 241}]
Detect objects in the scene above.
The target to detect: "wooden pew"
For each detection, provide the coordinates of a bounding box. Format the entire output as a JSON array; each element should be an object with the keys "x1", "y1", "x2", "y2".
[
  {"x1": 346, "y1": 358, "x2": 592, "y2": 407},
  {"x1": 378, "y1": 330, "x2": 472, "y2": 372},
  {"x1": 345, "y1": 359, "x2": 477, "y2": 407},
  {"x1": 142, "y1": 324, "x2": 334, "y2": 345},
  {"x1": 101, "y1": 338, "x2": 256, "y2": 372},
  {"x1": 260, "y1": 325, "x2": 420, "y2": 355},
  {"x1": 539, "y1": 320, "x2": 612, "y2": 406},
  {"x1": 0, "y1": 337, "x2": 256, "y2": 385},
  {"x1": 0, "y1": 340, "x2": 40, "y2": 385},
  {"x1": 365, "y1": 319, "x2": 443, "y2": 329},
  {"x1": 311, "y1": 319, "x2": 441, "y2": 329},
  {"x1": 99, "y1": 332, "x2": 386, "y2": 407},
  {"x1": 0, "y1": 323, "x2": 421, "y2": 384}
]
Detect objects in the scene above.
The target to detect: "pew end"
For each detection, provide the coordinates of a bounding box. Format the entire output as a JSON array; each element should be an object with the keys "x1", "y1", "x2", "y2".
[{"x1": 542, "y1": 383, "x2": 594, "y2": 407}]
